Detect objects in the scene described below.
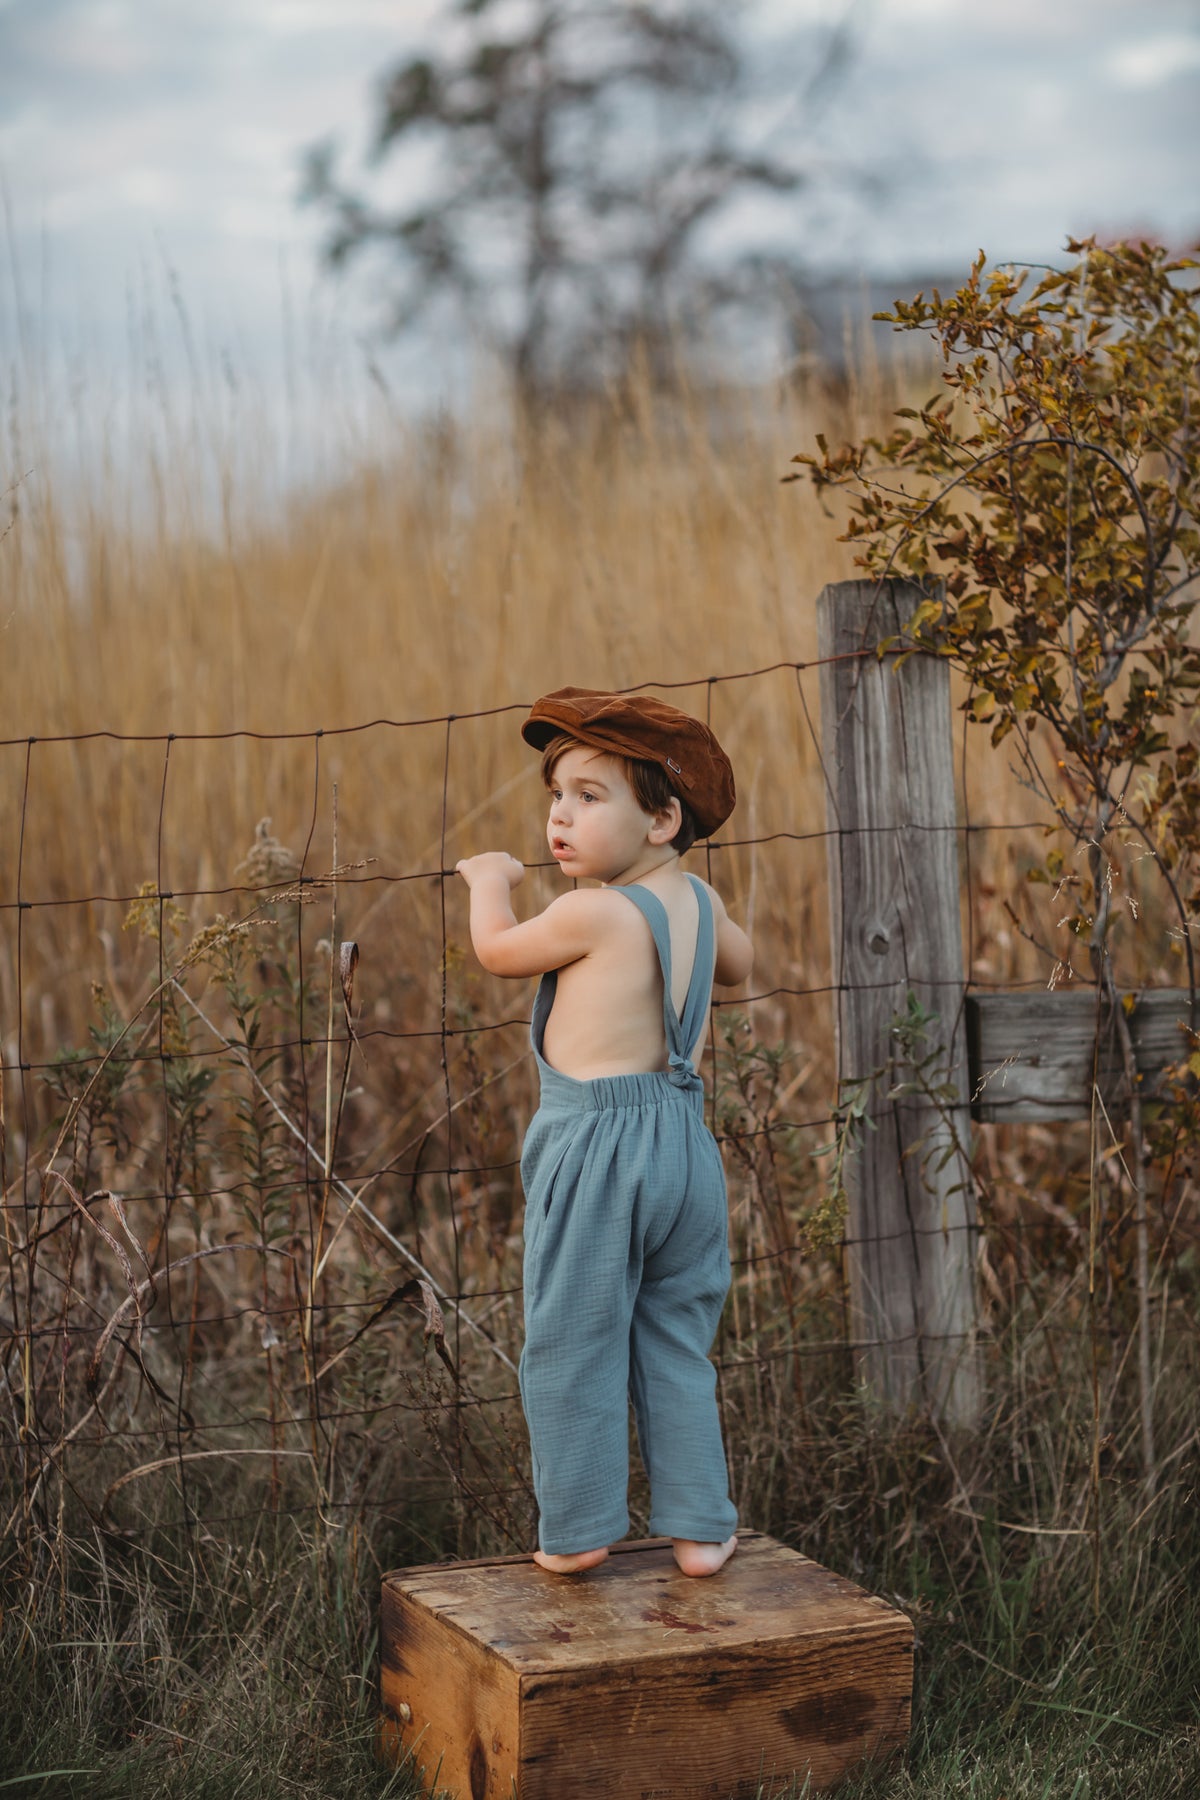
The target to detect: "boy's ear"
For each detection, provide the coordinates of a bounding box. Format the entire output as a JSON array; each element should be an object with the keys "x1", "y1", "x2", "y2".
[{"x1": 647, "y1": 796, "x2": 682, "y2": 844}]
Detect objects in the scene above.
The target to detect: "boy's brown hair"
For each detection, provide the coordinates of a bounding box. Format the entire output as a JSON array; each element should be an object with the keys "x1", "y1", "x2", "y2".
[{"x1": 540, "y1": 733, "x2": 699, "y2": 855}]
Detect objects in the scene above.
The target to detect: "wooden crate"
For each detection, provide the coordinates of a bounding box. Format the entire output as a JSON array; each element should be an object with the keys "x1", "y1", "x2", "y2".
[{"x1": 379, "y1": 1531, "x2": 913, "y2": 1799}]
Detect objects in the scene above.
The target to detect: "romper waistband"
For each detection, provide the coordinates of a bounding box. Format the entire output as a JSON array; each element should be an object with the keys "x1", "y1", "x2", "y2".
[{"x1": 535, "y1": 1056, "x2": 704, "y2": 1117}]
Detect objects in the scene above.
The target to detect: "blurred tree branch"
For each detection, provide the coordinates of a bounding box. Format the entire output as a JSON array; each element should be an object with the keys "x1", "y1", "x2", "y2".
[{"x1": 301, "y1": 0, "x2": 864, "y2": 395}]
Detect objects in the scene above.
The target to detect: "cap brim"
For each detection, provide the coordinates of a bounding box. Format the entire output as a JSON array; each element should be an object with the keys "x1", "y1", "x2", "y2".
[{"x1": 520, "y1": 716, "x2": 560, "y2": 750}]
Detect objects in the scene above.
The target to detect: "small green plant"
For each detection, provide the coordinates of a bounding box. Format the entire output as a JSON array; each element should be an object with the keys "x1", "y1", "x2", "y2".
[
  {"x1": 810, "y1": 1071, "x2": 869, "y2": 1249},
  {"x1": 790, "y1": 238, "x2": 1200, "y2": 989}
]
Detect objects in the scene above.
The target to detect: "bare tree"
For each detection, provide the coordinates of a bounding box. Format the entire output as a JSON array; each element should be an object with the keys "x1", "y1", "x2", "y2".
[{"x1": 302, "y1": 0, "x2": 858, "y2": 394}]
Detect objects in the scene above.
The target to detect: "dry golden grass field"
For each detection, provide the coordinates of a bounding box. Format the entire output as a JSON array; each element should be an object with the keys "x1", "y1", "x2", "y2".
[
  {"x1": 1, "y1": 341, "x2": 1058, "y2": 1091},
  {"x1": 2, "y1": 332, "x2": 1198, "y2": 1800}
]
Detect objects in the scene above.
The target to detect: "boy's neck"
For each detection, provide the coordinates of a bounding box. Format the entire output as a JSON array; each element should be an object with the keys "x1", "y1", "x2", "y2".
[{"x1": 602, "y1": 846, "x2": 682, "y2": 888}]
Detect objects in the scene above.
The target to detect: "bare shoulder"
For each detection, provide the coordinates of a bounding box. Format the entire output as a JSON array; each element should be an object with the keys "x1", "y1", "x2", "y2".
[
  {"x1": 539, "y1": 884, "x2": 646, "y2": 950},
  {"x1": 546, "y1": 885, "x2": 636, "y2": 928}
]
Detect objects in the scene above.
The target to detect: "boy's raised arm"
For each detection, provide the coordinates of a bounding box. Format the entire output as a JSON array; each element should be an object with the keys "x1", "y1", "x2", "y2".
[
  {"x1": 456, "y1": 853, "x2": 601, "y2": 979},
  {"x1": 710, "y1": 889, "x2": 754, "y2": 989}
]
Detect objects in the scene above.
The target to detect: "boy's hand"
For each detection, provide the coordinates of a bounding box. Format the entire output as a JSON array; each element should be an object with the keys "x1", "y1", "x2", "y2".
[{"x1": 455, "y1": 852, "x2": 525, "y2": 890}]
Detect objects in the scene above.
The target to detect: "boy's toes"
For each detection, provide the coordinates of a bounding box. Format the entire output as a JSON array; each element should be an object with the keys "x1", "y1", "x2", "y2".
[
  {"x1": 672, "y1": 1535, "x2": 738, "y2": 1578},
  {"x1": 533, "y1": 1546, "x2": 610, "y2": 1575}
]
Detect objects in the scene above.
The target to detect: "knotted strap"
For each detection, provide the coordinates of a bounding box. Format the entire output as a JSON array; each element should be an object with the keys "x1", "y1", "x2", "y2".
[{"x1": 667, "y1": 1049, "x2": 704, "y2": 1093}]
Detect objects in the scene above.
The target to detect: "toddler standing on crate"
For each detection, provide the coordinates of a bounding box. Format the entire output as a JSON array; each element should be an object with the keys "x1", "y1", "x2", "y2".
[{"x1": 456, "y1": 688, "x2": 753, "y2": 1577}]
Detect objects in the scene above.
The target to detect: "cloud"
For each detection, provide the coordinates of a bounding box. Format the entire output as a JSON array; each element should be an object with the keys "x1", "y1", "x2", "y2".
[
  {"x1": 0, "y1": 0, "x2": 1196, "y2": 410},
  {"x1": 1106, "y1": 33, "x2": 1200, "y2": 89}
]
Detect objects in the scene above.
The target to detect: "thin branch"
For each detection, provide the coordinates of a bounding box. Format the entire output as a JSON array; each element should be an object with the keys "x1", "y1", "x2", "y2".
[{"x1": 172, "y1": 981, "x2": 518, "y2": 1377}]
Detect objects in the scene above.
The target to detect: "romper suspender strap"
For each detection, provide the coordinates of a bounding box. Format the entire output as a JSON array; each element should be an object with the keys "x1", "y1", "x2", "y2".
[{"x1": 616, "y1": 875, "x2": 715, "y2": 1093}]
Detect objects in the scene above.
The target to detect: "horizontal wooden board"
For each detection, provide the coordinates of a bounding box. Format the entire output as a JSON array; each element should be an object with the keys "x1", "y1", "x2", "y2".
[
  {"x1": 967, "y1": 989, "x2": 1195, "y2": 1122},
  {"x1": 519, "y1": 1633, "x2": 911, "y2": 1800}
]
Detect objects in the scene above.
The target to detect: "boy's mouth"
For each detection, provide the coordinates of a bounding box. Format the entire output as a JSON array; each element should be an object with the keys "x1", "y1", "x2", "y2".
[{"x1": 551, "y1": 838, "x2": 573, "y2": 858}]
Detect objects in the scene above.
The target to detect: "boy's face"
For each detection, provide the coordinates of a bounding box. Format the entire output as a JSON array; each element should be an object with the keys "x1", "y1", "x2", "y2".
[{"x1": 545, "y1": 744, "x2": 674, "y2": 883}]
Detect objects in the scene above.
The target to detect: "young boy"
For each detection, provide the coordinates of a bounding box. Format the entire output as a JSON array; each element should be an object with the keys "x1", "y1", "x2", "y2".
[{"x1": 456, "y1": 687, "x2": 753, "y2": 1578}]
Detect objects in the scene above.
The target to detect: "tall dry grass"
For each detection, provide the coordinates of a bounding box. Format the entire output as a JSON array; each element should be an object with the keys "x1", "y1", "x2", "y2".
[
  {"x1": 3, "y1": 320, "x2": 1197, "y2": 1797},
  {"x1": 1, "y1": 329, "x2": 1053, "y2": 1096}
]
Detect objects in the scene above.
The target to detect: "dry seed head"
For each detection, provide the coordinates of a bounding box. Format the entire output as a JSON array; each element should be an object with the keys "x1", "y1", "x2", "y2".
[
  {"x1": 180, "y1": 914, "x2": 259, "y2": 969},
  {"x1": 236, "y1": 818, "x2": 302, "y2": 889},
  {"x1": 161, "y1": 1008, "x2": 190, "y2": 1059},
  {"x1": 123, "y1": 880, "x2": 188, "y2": 942}
]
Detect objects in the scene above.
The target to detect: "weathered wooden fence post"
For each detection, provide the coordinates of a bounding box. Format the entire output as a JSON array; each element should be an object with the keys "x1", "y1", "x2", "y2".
[{"x1": 818, "y1": 579, "x2": 980, "y2": 1428}]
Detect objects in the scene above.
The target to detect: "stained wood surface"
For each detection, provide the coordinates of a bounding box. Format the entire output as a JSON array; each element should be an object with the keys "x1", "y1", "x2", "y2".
[
  {"x1": 967, "y1": 989, "x2": 1195, "y2": 1122},
  {"x1": 387, "y1": 1531, "x2": 903, "y2": 1672},
  {"x1": 380, "y1": 1532, "x2": 913, "y2": 1800},
  {"x1": 818, "y1": 580, "x2": 979, "y2": 1427}
]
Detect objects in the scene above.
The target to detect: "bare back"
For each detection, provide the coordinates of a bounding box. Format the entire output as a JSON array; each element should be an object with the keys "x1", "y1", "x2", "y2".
[{"x1": 540, "y1": 869, "x2": 708, "y2": 1080}]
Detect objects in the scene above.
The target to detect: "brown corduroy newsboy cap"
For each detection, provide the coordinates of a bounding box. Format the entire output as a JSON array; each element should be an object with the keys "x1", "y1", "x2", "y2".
[{"x1": 521, "y1": 687, "x2": 736, "y2": 839}]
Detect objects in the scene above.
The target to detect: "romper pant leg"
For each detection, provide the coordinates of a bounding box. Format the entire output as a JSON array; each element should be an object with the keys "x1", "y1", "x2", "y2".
[
  {"x1": 519, "y1": 1101, "x2": 640, "y2": 1555},
  {"x1": 629, "y1": 1110, "x2": 738, "y2": 1543},
  {"x1": 520, "y1": 1079, "x2": 737, "y2": 1555}
]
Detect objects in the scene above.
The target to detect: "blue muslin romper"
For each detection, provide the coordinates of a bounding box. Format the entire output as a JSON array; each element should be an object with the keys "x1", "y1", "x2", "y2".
[{"x1": 518, "y1": 874, "x2": 738, "y2": 1555}]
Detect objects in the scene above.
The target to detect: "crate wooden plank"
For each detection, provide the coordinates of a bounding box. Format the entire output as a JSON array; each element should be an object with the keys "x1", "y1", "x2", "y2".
[
  {"x1": 379, "y1": 1587, "x2": 519, "y2": 1799},
  {"x1": 380, "y1": 1531, "x2": 913, "y2": 1799},
  {"x1": 966, "y1": 989, "x2": 1194, "y2": 1122}
]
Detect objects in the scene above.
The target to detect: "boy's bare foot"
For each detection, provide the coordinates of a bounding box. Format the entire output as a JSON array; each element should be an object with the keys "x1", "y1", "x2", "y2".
[
  {"x1": 672, "y1": 1535, "x2": 738, "y2": 1578},
  {"x1": 533, "y1": 1546, "x2": 610, "y2": 1574}
]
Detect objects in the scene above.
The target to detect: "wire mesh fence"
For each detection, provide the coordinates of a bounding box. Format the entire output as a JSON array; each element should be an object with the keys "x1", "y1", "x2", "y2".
[{"x1": 1, "y1": 655, "x2": 1190, "y2": 1567}]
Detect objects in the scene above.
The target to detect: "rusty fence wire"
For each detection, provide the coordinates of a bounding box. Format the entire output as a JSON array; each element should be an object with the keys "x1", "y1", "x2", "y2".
[{"x1": 0, "y1": 658, "x2": 1136, "y2": 1559}]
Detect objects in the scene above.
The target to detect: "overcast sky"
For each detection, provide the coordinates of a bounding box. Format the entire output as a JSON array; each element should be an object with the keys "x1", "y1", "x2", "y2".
[{"x1": 1, "y1": 0, "x2": 1198, "y2": 424}]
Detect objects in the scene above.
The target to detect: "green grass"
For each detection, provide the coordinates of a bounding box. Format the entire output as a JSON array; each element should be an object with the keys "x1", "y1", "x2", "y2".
[
  {"x1": 4, "y1": 1324, "x2": 1198, "y2": 1800},
  {"x1": 2, "y1": 1506, "x2": 427, "y2": 1799}
]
